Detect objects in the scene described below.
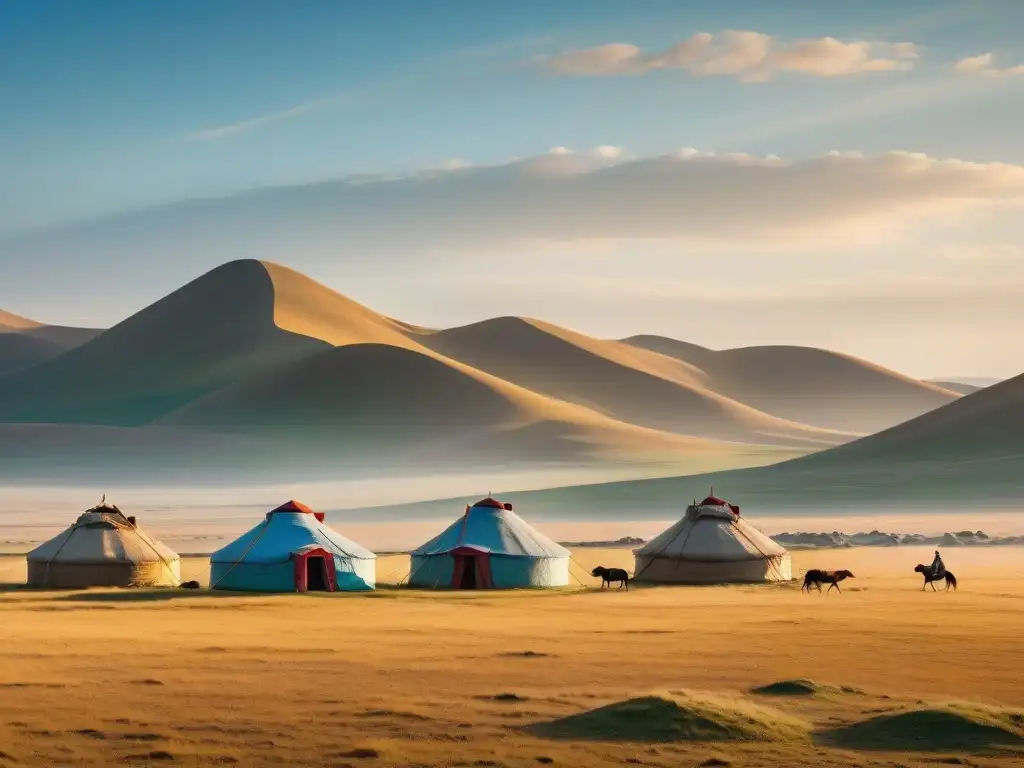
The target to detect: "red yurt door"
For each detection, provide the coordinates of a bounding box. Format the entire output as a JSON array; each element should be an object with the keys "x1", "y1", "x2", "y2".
[
  {"x1": 293, "y1": 548, "x2": 337, "y2": 592},
  {"x1": 449, "y1": 547, "x2": 493, "y2": 589}
]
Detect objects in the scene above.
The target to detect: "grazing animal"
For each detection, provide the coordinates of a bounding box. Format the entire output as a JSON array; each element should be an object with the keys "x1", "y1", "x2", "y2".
[
  {"x1": 591, "y1": 566, "x2": 629, "y2": 591},
  {"x1": 802, "y1": 569, "x2": 855, "y2": 594},
  {"x1": 179, "y1": 580, "x2": 201, "y2": 590},
  {"x1": 914, "y1": 564, "x2": 957, "y2": 591}
]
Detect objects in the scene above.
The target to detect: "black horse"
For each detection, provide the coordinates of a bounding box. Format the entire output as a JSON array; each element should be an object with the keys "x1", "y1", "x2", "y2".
[
  {"x1": 802, "y1": 569, "x2": 855, "y2": 594},
  {"x1": 914, "y1": 564, "x2": 957, "y2": 591},
  {"x1": 592, "y1": 566, "x2": 629, "y2": 591}
]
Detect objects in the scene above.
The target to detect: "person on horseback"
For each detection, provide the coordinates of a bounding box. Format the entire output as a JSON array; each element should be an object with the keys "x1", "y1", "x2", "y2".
[{"x1": 930, "y1": 550, "x2": 946, "y2": 579}]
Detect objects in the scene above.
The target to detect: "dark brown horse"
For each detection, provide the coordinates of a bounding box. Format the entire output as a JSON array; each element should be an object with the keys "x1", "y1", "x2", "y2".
[
  {"x1": 802, "y1": 569, "x2": 855, "y2": 594},
  {"x1": 914, "y1": 564, "x2": 957, "y2": 591}
]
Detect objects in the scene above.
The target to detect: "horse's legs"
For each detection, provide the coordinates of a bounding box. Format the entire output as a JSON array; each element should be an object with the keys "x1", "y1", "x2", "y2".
[
  {"x1": 827, "y1": 582, "x2": 835, "y2": 593},
  {"x1": 930, "y1": 580, "x2": 937, "y2": 592}
]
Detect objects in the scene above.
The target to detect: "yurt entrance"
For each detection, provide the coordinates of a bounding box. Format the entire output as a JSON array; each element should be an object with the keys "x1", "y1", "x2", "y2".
[
  {"x1": 292, "y1": 547, "x2": 336, "y2": 592},
  {"x1": 457, "y1": 556, "x2": 477, "y2": 588},
  {"x1": 306, "y1": 557, "x2": 328, "y2": 591},
  {"x1": 449, "y1": 547, "x2": 493, "y2": 590}
]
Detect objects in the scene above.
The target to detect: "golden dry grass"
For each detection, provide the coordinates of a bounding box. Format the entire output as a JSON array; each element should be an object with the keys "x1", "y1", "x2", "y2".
[{"x1": 0, "y1": 547, "x2": 1020, "y2": 767}]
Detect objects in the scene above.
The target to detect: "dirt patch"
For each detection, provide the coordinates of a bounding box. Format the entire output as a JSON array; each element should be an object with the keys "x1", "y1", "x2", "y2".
[
  {"x1": 750, "y1": 679, "x2": 862, "y2": 697},
  {"x1": 337, "y1": 747, "x2": 380, "y2": 759},
  {"x1": 126, "y1": 751, "x2": 174, "y2": 762},
  {"x1": 478, "y1": 693, "x2": 527, "y2": 702},
  {"x1": 498, "y1": 651, "x2": 552, "y2": 658}
]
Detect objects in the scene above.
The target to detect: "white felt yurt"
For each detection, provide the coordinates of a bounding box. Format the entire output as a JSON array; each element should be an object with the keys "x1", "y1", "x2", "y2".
[
  {"x1": 26, "y1": 501, "x2": 180, "y2": 588},
  {"x1": 633, "y1": 494, "x2": 791, "y2": 584},
  {"x1": 409, "y1": 496, "x2": 570, "y2": 589}
]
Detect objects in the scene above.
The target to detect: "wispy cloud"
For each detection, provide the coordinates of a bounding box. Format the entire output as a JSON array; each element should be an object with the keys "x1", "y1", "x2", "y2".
[
  {"x1": 16, "y1": 148, "x2": 1024, "y2": 257},
  {"x1": 953, "y1": 52, "x2": 1024, "y2": 77},
  {"x1": 185, "y1": 34, "x2": 551, "y2": 142},
  {"x1": 539, "y1": 31, "x2": 919, "y2": 81},
  {"x1": 186, "y1": 96, "x2": 341, "y2": 141}
]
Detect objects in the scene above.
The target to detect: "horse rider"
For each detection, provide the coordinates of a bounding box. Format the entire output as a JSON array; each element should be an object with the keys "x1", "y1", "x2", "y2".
[{"x1": 930, "y1": 549, "x2": 946, "y2": 579}]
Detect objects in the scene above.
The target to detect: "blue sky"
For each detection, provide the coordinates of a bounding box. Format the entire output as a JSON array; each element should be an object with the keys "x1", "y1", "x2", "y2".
[
  {"x1": 4, "y1": 0, "x2": 1022, "y2": 232},
  {"x1": 2, "y1": 0, "x2": 1023, "y2": 377}
]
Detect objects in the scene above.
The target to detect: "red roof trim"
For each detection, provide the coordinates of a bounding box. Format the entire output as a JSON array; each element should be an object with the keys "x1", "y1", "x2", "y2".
[
  {"x1": 271, "y1": 500, "x2": 314, "y2": 515},
  {"x1": 700, "y1": 496, "x2": 728, "y2": 507},
  {"x1": 472, "y1": 496, "x2": 507, "y2": 509}
]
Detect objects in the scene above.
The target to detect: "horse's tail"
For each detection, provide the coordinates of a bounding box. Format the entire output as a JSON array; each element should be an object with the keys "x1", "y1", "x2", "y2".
[{"x1": 947, "y1": 571, "x2": 957, "y2": 590}]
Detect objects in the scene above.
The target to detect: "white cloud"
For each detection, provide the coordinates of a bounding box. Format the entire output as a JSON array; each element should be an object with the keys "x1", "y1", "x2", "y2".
[
  {"x1": 542, "y1": 31, "x2": 919, "y2": 81},
  {"x1": 953, "y1": 52, "x2": 1024, "y2": 77},
  {"x1": 11, "y1": 148, "x2": 1024, "y2": 262}
]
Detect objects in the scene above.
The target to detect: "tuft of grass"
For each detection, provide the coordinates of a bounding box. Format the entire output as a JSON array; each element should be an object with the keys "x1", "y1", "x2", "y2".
[
  {"x1": 824, "y1": 703, "x2": 1024, "y2": 752},
  {"x1": 525, "y1": 690, "x2": 809, "y2": 743}
]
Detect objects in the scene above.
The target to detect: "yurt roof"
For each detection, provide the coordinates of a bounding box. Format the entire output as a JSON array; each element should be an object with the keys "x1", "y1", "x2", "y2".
[
  {"x1": 270, "y1": 499, "x2": 314, "y2": 515},
  {"x1": 411, "y1": 497, "x2": 569, "y2": 558},
  {"x1": 635, "y1": 498, "x2": 786, "y2": 563},
  {"x1": 26, "y1": 503, "x2": 179, "y2": 565},
  {"x1": 210, "y1": 501, "x2": 376, "y2": 564}
]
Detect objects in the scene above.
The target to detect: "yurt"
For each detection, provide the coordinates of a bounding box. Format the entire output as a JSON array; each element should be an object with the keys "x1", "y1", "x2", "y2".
[
  {"x1": 26, "y1": 501, "x2": 180, "y2": 588},
  {"x1": 633, "y1": 494, "x2": 791, "y2": 584},
  {"x1": 409, "y1": 496, "x2": 570, "y2": 589},
  {"x1": 209, "y1": 500, "x2": 376, "y2": 592}
]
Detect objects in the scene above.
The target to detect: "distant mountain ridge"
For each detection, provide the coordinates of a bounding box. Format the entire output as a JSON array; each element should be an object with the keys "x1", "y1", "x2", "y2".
[
  {"x1": 0, "y1": 259, "x2": 973, "y2": 482},
  {"x1": 622, "y1": 335, "x2": 958, "y2": 433},
  {"x1": 400, "y1": 368, "x2": 1024, "y2": 514},
  {"x1": 0, "y1": 309, "x2": 102, "y2": 376}
]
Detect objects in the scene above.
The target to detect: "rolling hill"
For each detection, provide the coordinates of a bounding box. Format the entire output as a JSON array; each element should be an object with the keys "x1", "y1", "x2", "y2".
[
  {"x1": 926, "y1": 380, "x2": 984, "y2": 395},
  {"x1": 365, "y1": 370, "x2": 1024, "y2": 519},
  {"x1": 0, "y1": 261, "x2": 334, "y2": 425},
  {"x1": 806, "y1": 370, "x2": 1024, "y2": 465},
  {"x1": 622, "y1": 335, "x2": 959, "y2": 434},
  {"x1": 0, "y1": 309, "x2": 102, "y2": 376},
  {"x1": 0, "y1": 259, "x2": 982, "y2": 484},
  {"x1": 417, "y1": 317, "x2": 846, "y2": 448},
  {"x1": 162, "y1": 338, "x2": 800, "y2": 472}
]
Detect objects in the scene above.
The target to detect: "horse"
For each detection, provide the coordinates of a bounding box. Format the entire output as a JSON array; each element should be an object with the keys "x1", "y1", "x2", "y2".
[
  {"x1": 914, "y1": 564, "x2": 957, "y2": 591},
  {"x1": 802, "y1": 569, "x2": 855, "y2": 594},
  {"x1": 592, "y1": 566, "x2": 629, "y2": 591}
]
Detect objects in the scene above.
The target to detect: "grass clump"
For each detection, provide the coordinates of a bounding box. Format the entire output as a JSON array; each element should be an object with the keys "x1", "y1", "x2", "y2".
[
  {"x1": 526, "y1": 690, "x2": 808, "y2": 743},
  {"x1": 825, "y1": 703, "x2": 1024, "y2": 752}
]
